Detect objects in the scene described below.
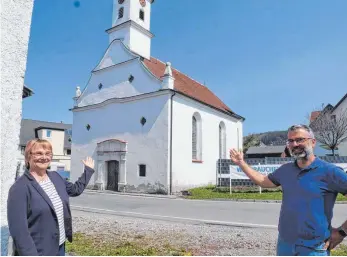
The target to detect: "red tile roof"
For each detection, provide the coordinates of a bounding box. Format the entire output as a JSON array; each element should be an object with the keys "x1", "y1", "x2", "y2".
[
  {"x1": 310, "y1": 111, "x2": 321, "y2": 122},
  {"x1": 143, "y1": 57, "x2": 237, "y2": 116}
]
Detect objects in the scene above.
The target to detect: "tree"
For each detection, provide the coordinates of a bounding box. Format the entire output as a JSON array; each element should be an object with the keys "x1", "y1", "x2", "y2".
[
  {"x1": 260, "y1": 131, "x2": 287, "y2": 145},
  {"x1": 242, "y1": 134, "x2": 260, "y2": 154},
  {"x1": 309, "y1": 107, "x2": 347, "y2": 156}
]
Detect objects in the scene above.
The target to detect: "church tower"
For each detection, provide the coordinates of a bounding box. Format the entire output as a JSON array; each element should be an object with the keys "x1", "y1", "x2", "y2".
[{"x1": 106, "y1": 0, "x2": 154, "y2": 60}]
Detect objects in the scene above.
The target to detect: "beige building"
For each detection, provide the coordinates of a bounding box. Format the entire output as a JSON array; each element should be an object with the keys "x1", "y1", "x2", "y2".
[{"x1": 19, "y1": 119, "x2": 72, "y2": 171}]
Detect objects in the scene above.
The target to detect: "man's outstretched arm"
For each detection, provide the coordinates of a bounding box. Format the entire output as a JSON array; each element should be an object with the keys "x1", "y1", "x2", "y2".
[{"x1": 229, "y1": 149, "x2": 278, "y2": 188}]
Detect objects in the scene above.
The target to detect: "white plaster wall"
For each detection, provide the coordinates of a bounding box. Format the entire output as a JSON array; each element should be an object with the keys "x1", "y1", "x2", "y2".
[
  {"x1": 78, "y1": 59, "x2": 161, "y2": 107},
  {"x1": 129, "y1": 0, "x2": 151, "y2": 31},
  {"x1": 109, "y1": 0, "x2": 153, "y2": 60},
  {"x1": 171, "y1": 94, "x2": 243, "y2": 192},
  {"x1": 237, "y1": 122, "x2": 243, "y2": 150},
  {"x1": 109, "y1": 0, "x2": 151, "y2": 59},
  {"x1": 112, "y1": 0, "x2": 131, "y2": 27},
  {"x1": 129, "y1": 26, "x2": 151, "y2": 59},
  {"x1": 95, "y1": 40, "x2": 135, "y2": 70},
  {"x1": 0, "y1": 0, "x2": 34, "y2": 255},
  {"x1": 111, "y1": 0, "x2": 151, "y2": 31},
  {"x1": 71, "y1": 92, "x2": 170, "y2": 192},
  {"x1": 332, "y1": 98, "x2": 347, "y2": 156},
  {"x1": 108, "y1": 27, "x2": 131, "y2": 48}
]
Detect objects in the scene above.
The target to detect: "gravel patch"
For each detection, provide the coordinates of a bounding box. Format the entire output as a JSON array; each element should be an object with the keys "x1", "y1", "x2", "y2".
[{"x1": 71, "y1": 210, "x2": 278, "y2": 256}]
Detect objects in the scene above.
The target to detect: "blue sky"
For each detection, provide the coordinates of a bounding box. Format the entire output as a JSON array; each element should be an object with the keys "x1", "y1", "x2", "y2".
[{"x1": 23, "y1": 0, "x2": 347, "y2": 135}]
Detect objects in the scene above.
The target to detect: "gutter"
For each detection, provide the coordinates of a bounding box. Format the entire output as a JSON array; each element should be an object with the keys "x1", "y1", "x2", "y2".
[{"x1": 169, "y1": 90, "x2": 176, "y2": 195}]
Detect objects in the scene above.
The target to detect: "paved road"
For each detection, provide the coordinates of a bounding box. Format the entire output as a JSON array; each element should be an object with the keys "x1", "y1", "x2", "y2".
[{"x1": 70, "y1": 191, "x2": 347, "y2": 228}]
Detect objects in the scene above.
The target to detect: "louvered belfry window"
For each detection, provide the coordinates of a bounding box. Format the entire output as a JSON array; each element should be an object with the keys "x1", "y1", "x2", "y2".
[
  {"x1": 118, "y1": 7, "x2": 124, "y2": 19},
  {"x1": 139, "y1": 10, "x2": 144, "y2": 21}
]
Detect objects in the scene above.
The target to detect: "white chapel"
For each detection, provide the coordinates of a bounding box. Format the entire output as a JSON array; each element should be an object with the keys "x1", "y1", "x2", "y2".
[{"x1": 70, "y1": 0, "x2": 245, "y2": 194}]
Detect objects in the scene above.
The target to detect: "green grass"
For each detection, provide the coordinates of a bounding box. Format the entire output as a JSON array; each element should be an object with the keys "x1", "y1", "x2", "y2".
[
  {"x1": 66, "y1": 233, "x2": 192, "y2": 256},
  {"x1": 186, "y1": 186, "x2": 346, "y2": 201},
  {"x1": 65, "y1": 231, "x2": 346, "y2": 256},
  {"x1": 332, "y1": 244, "x2": 347, "y2": 256}
]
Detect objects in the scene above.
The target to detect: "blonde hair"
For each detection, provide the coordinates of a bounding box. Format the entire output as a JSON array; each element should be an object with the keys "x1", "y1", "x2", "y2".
[{"x1": 24, "y1": 139, "x2": 53, "y2": 169}]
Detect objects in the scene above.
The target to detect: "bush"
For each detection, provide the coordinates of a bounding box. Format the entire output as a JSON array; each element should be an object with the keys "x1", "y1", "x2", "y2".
[{"x1": 213, "y1": 186, "x2": 282, "y2": 193}]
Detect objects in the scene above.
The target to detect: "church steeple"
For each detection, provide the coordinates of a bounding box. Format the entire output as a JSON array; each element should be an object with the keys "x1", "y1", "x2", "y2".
[{"x1": 106, "y1": 0, "x2": 154, "y2": 60}]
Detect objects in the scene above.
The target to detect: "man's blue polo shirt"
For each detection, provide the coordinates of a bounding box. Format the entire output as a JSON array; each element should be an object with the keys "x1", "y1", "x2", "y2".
[{"x1": 268, "y1": 157, "x2": 347, "y2": 248}]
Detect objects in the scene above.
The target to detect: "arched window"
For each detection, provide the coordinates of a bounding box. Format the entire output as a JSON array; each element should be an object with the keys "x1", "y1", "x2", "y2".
[
  {"x1": 192, "y1": 112, "x2": 202, "y2": 161},
  {"x1": 118, "y1": 7, "x2": 124, "y2": 19},
  {"x1": 192, "y1": 116, "x2": 197, "y2": 159},
  {"x1": 219, "y1": 122, "x2": 226, "y2": 159}
]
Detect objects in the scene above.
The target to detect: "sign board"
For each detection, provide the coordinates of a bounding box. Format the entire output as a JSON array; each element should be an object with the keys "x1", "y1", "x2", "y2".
[{"x1": 227, "y1": 163, "x2": 347, "y2": 180}]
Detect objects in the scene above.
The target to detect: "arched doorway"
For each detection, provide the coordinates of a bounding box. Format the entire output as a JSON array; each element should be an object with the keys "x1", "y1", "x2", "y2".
[
  {"x1": 96, "y1": 139, "x2": 127, "y2": 191},
  {"x1": 106, "y1": 160, "x2": 119, "y2": 191}
]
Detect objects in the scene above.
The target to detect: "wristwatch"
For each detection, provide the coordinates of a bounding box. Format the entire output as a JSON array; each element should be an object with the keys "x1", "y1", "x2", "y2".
[{"x1": 338, "y1": 226, "x2": 347, "y2": 238}]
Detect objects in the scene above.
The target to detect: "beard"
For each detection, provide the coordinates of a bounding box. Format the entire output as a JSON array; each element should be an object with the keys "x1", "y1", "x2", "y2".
[{"x1": 290, "y1": 146, "x2": 314, "y2": 160}]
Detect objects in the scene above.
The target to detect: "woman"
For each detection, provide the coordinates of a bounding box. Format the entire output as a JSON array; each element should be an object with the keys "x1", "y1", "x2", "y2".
[{"x1": 7, "y1": 139, "x2": 95, "y2": 256}]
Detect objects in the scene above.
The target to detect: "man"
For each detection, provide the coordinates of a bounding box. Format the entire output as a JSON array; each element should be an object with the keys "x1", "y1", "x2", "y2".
[
  {"x1": 230, "y1": 124, "x2": 347, "y2": 256},
  {"x1": 280, "y1": 146, "x2": 291, "y2": 158}
]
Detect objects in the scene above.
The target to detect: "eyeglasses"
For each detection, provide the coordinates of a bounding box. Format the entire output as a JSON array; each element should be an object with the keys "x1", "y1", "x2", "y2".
[
  {"x1": 286, "y1": 138, "x2": 313, "y2": 145},
  {"x1": 31, "y1": 152, "x2": 53, "y2": 158}
]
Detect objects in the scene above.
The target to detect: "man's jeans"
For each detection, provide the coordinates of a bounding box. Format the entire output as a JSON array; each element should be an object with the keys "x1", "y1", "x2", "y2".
[{"x1": 277, "y1": 236, "x2": 330, "y2": 256}]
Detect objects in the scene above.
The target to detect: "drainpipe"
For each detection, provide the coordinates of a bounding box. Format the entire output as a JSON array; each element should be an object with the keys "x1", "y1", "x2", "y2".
[
  {"x1": 169, "y1": 90, "x2": 176, "y2": 195},
  {"x1": 161, "y1": 62, "x2": 175, "y2": 195},
  {"x1": 123, "y1": 142, "x2": 128, "y2": 192}
]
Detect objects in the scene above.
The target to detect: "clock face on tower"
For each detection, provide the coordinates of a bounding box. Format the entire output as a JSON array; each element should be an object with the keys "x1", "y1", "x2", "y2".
[{"x1": 139, "y1": 0, "x2": 146, "y2": 7}]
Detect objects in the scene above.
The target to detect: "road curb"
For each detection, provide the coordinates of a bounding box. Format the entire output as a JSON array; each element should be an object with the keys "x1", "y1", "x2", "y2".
[
  {"x1": 183, "y1": 198, "x2": 347, "y2": 204},
  {"x1": 84, "y1": 189, "x2": 178, "y2": 199},
  {"x1": 184, "y1": 198, "x2": 282, "y2": 203}
]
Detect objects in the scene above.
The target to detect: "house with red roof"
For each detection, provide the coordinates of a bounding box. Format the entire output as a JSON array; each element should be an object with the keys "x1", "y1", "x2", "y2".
[{"x1": 70, "y1": 0, "x2": 244, "y2": 194}]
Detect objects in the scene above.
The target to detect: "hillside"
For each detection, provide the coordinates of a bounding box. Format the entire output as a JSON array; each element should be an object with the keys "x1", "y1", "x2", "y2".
[{"x1": 242, "y1": 131, "x2": 287, "y2": 153}]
